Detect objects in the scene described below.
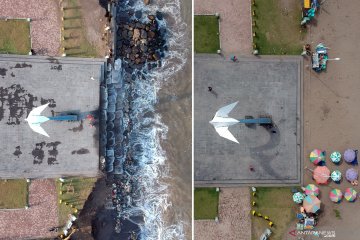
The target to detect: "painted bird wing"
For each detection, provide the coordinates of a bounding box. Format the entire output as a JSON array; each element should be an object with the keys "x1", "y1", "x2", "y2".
[
  {"x1": 28, "y1": 123, "x2": 50, "y2": 138},
  {"x1": 28, "y1": 103, "x2": 49, "y2": 117},
  {"x1": 214, "y1": 101, "x2": 238, "y2": 117},
  {"x1": 215, "y1": 126, "x2": 239, "y2": 144}
]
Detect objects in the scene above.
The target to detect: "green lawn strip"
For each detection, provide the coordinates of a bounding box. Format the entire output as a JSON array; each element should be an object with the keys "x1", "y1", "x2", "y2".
[
  {"x1": 251, "y1": 187, "x2": 297, "y2": 240},
  {"x1": 0, "y1": 179, "x2": 28, "y2": 209},
  {"x1": 57, "y1": 177, "x2": 97, "y2": 225},
  {"x1": 252, "y1": 0, "x2": 305, "y2": 55},
  {"x1": 62, "y1": 0, "x2": 98, "y2": 57},
  {"x1": 0, "y1": 19, "x2": 31, "y2": 54},
  {"x1": 194, "y1": 15, "x2": 220, "y2": 53},
  {"x1": 194, "y1": 188, "x2": 219, "y2": 219}
]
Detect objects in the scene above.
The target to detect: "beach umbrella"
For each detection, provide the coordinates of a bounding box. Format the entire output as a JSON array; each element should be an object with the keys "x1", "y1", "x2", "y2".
[
  {"x1": 331, "y1": 170, "x2": 342, "y2": 182},
  {"x1": 345, "y1": 168, "x2": 358, "y2": 181},
  {"x1": 344, "y1": 149, "x2": 356, "y2": 163},
  {"x1": 293, "y1": 192, "x2": 305, "y2": 204},
  {"x1": 310, "y1": 149, "x2": 325, "y2": 165},
  {"x1": 330, "y1": 151, "x2": 341, "y2": 163},
  {"x1": 303, "y1": 195, "x2": 321, "y2": 213},
  {"x1": 344, "y1": 188, "x2": 357, "y2": 202},
  {"x1": 305, "y1": 184, "x2": 319, "y2": 196},
  {"x1": 329, "y1": 189, "x2": 343, "y2": 203},
  {"x1": 313, "y1": 166, "x2": 330, "y2": 184}
]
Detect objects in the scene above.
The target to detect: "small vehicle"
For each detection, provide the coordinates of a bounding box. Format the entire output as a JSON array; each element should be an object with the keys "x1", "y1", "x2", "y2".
[
  {"x1": 301, "y1": 0, "x2": 320, "y2": 25},
  {"x1": 312, "y1": 43, "x2": 328, "y2": 72},
  {"x1": 260, "y1": 228, "x2": 272, "y2": 240}
]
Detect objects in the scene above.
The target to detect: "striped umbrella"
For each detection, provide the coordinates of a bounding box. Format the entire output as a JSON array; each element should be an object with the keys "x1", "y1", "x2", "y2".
[
  {"x1": 331, "y1": 170, "x2": 342, "y2": 182},
  {"x1": 313, "y1": 166, "x2": 330, "y2": 184},
  {"x1": 329, "y1": 189, "x2": 343, "y2": 203},
  {"x1": 330, "y1": 151, "x2": 341, "y2": 163},
  {"x1": 303, "y1": 195, "x2": 321, "y2": 213},
  {"x1": 310, "y1": 149, "x2": 326, "y2": 165},
  {"x1": 305, "y1": 184, "x2": 319, "y2": 196},
  {"x1": 345, "y1": 168, "x2": 358, "y2": 181},
  {"x1": 344, "y1": 149, "x2": 356, "y2": 163},
  {"x1": 293, "y1": 192, "x2": 305, "y2": 204},
  {"x1": 344, "y1": 188, "x2": 357, "y2": 202}
]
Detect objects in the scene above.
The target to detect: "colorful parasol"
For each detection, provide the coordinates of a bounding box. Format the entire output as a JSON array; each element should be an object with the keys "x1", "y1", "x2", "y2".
[
  {"x1": 303, "y1": 195, "x2": 321, "y2": 213},
  {"x1": 331, "y1": 170, "x2": 342, "y2": 182},
  {"x1": 329, "y1": 189, "x2": 343, "y2": 203},
  {"x1": 310, "y1": 149, "x2": 326, "y2": 165},
  {"x1": 330, "y1": 151, "x2": 341, "y2": 163},
  {"x1": 293, "y1": 192, "x2": 305, "y2": 204},
  {"x1": 344, "y1": 149, "x2": 356, "y2": 163},
  {"x1": 305, "y1": 184, "x2": 320, "y2": 196},
  {"x1": 344, "y1": 188, "x2": 357, "y2": 202},
  {"x1": 313, "y1": 166, "x2": 330, "y2": 184},
  {"x1": 345, "y1": 168, "x2": 358, "y2": 181}
]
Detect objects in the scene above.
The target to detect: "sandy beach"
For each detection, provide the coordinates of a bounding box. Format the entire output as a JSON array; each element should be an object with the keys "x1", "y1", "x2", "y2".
[
  {"x1": 284, "y1": 1, "x2": 360, "y2": 239},
  {"x1": 157, "y1": 0, "x2": 192, "y2": 237}
]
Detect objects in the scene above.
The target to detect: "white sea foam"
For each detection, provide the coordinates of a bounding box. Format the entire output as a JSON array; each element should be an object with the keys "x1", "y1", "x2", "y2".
[{"x1": 115, "y1": 0, "x2": 189, "y2": 239}]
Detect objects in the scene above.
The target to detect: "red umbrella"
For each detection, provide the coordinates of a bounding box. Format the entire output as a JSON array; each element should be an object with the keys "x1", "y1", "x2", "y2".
[{"x1": 313, "y1": 166, "x2": 330, "y2": 184}]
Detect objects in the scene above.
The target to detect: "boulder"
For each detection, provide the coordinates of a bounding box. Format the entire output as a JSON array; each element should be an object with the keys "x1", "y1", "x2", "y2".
[
  {"x1": 148, "y1": 31, "x2": 156, "y2": 38},
  {"x1": 156, "y1": 11, "x2": 163, "y2": 20},
  {"x1": 135, "y1": 11, "x2": 142, "y2": 19},
  {"x1": 133, "y1": 28, "x2": 140, "y2": 40},
  {"x1": 140, "y1": 30, "x2": 147, "y2": 39},
  {"x1": 144, "y1": 0, "x2": 150, "y2": 5},
  {"x1": 140, "y1": 44, "x2": 148, "y2": 52}
]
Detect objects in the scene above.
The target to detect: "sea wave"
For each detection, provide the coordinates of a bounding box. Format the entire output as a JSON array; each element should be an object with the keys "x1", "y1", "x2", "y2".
[{"x1": 112, "y1": 0, "x2": 188, "y2": 239}]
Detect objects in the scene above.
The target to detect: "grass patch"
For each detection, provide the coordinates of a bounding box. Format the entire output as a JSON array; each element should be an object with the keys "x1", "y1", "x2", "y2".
[
  {"x1": 57, "y1": 177, "x2": 97, "y2": 225},
  {"x1": 0, "y1": 19, "x2": 31, "y2": 54},
  {"x1": 194, "y1": 15, "x2": 220, "y2": 53},
  {"x1": 0, "y1": 179, "x2": 28, "y2": 209},
  {"x1": 62, "y1": 0, "x2": 98, "y2": 57},
  {"x1": 252, "y1": 0, "x2": 305, "y2": 55},
  {"x1": 194, "y1": 188, "x2": 219, "y2": 219},
  {"x1": 251, "y1": 187, "x2": 297, "y2": 240}
]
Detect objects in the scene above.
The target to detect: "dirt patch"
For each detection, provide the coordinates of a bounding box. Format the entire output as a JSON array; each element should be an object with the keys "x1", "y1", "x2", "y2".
[{"x1": 78, "y1": 0, "x2": 108, "y2": 57}]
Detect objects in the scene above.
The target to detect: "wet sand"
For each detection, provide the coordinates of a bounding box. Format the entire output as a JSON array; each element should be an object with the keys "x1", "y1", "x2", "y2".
[{"x1": 156, "y1": 0, "x2": 192, "y2": 237}]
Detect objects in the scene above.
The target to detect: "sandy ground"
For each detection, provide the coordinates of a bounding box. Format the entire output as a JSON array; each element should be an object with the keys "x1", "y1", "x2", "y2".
[
  {"x1": 194, "y1": 188, "x2": 251, "y2": 240},
  {"x1": 157, "y1": 0, "x2": 192, "y2": 237},
  {"x1": 0, "y1": 179, "x2": 58, "y2": 240},
  {"x1": 284, "y1": 1, "x2": 360, "y2": 239},
  {"x1": 0, "y1": 0, "x2": 61, "y2": 56},
  {"x1": 78, "y1": 0, "x2": 108, "y2": 57},
  {"x1": 194, "y1": 0, "x2": 252, "y2": 57}
]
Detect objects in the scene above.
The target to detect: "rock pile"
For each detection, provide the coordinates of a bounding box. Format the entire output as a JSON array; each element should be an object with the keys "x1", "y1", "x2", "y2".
[{"x1": 116, "y1": 13, "x2": 167, "y2": 72}]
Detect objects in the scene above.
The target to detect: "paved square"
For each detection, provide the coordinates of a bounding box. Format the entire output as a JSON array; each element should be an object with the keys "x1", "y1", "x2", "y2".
[
  {"x1": 0, "y1": 55, "x2": 105, "y2": 178},
  {"x1": 194, "y1": 55, "x2": 303, "y2": 186}
]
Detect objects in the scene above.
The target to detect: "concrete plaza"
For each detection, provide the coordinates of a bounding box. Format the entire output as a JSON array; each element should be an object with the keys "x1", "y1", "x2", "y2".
[
  {"x1": 0, "y1": 55, "x2": 105, "y2": 178},
  {"x1": 194, "y1": 55, "x2": 303, "y2": 186}
]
